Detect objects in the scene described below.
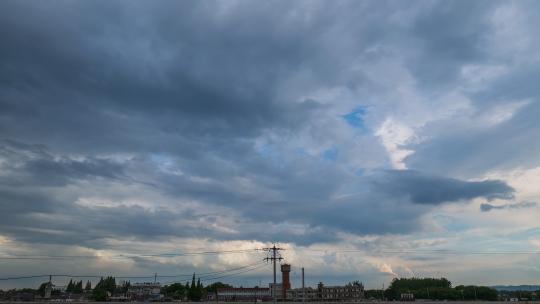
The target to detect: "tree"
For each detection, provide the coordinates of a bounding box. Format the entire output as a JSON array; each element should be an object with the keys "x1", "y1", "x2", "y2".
[
  {"x1": 163, "y1": 283, "x2": 187, "y2": 300},
  {"x1": 116, "y1": 280, "x2": 131, "y2": 294},
  {"x1": 38, "y1": 282, "x2": 50, "y2": 297},
  {"x1": 205, "y1": 282, "x2": 233, "y2": 293},
  {"x1": 383, "y1": 278, "x2": 497, "y2": 301},
  {"x1": 455, "y1": 285, "x2": 497, "y2": 301},
  {"x1": 93, "y1": 289, "x2": 107, "y2": 301},
  {"x1": 187, "y1": 274, "x2": 204, "y2": 301},
  {"x1": 92, "y1": 276, "x2": 116, "y2": 301},
  {"x1": 85, "y1": 281, "x2": 92, "y2": 291},
  {"x1": 386, "y1": 278, "x2": 453, "y2": 300},
  {"x1": 74, "y1": 280, "x2": 83, "y2": 294},
  {"x1": 196, "y1": 278, "x2": 204, "y2": 300},
  {"x1": 365, "y1": 289, "x2": 385, "y2": 300},
  {"x1": 191, "y1": 274, "x2": 196, "y2": 290},
  {"x1": 66, "y1": 279, "x2": 74, "y2": 293}
]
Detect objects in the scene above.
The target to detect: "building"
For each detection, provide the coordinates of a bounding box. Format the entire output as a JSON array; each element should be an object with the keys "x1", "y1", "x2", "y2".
[
  {"x1": 400, "y1": 293, "x2": 414, "y2": 301},
  {"x1": 216, "y1": 287, "x2": 271, "y2": 302},
  {"x1": 286, "y1": 282, "x2": 364, "y2": 302},
  {"x1": 127, "y1": 282, "x2": 163, "y2": 301},
  {"x1": 270, "y1": 283, "x2": 283, "y2": 300},
  {"x1": 317, "y1": 282, "x2": 365, "y2": 301},
  {"x1": 287, "y1": 287, "x2": 319, "y2": 301}
]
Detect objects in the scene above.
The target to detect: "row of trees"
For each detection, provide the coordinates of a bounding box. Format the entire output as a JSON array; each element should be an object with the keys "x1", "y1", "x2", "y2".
[
  {"x1": 161, "y1": 274, "x2": 232, "y2": 301},
  {"x1": 65, "y1": 279, "x2": 92, "y2": 293},
  {"x1": 57, "y1": 274, "x2": 231, "y2": 301},
  {"x1": 35, "y1": 276, "x2": 129, "y2": 301},
  {"x1": 366, "y1": 278, "x2": 498, "y2": 301},
  {"x1": 92, "y1": 276, "x2": 132, "y2": 301},
  {"x1": 30, "y1": 274, "x2": 232, "y2": 302}
]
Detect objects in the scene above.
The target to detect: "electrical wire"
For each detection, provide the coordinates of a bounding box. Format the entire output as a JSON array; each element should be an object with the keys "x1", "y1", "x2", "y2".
[
  {"x1": 305, "y1": 248, "x2": 540, "y2": 255},
  {"x1": 200, "y1": 263, "x2": 269, "y2": 282},
  {"x1": 0, "y1": 261, "x2": 266, "y2": 281},
  {"x1": 0, "y1": 275, "x2": 50, "y2": 281},
  {"x1": 0, "y1": 248, "x2": 263, "y2": 261}
]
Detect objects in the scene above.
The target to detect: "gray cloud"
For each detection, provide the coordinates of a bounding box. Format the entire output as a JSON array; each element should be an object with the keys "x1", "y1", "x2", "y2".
[
  {"x1": 406, "y1": 100, "x2": 540, "y2": 177},
  {"x1": 408, "y1": 1, "x2": 496, "y2": 87},
  {"x1": 0, "y1": 0, "x2": 537, "y2": 287},
  {"x1": 369, "y1": 170, "x2": 514, "y2": 205},
  {"x1": 0, "y1": 140, "x2": 125, "y2": 187},
  {"x1": 0, "y1": 1, "x2": 320, "y2": 156},
  {"x1": 402, "y1": 1, "x2": 540, "y2": 177},
  {"x1": 480, "y1": 201, "x2": 537, "y2": 212},
  {"x1": 0, "y1": 141, "x2": 515, "y2": 247}
]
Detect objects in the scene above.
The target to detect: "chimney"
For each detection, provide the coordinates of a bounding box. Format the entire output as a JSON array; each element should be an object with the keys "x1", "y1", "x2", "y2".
[{"x1": 281, "y1": 264, "x2": 291, "y2": 299}]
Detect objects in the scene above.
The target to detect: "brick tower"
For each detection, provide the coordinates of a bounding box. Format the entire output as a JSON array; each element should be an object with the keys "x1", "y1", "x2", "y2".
[{"x1": 281, "y1": 264, "x2": 291, "y2": 300}]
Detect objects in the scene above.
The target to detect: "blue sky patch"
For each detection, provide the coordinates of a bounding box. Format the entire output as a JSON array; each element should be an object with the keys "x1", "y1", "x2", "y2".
[
  {"x1": 341, "y1": 106, "x2": 367, "y2": 129},
  {"x1": 323, "y1": 146, "x2": 338, "y2": 161}
]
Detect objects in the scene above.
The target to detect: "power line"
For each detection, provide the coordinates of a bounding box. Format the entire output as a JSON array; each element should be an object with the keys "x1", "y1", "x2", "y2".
[
  {"x1": 0, "y1": 262, "x2": 265, "y2": 281},
  {"x1": 0, "y1": 248, "x2": 264, "y2": 261},
  {"x1": 0, "y1": 275, "x2": 50, "y2": 281},
  {"x1": 305, "y1": 248, "x2": 540, "y2": 255},
  {"x1": 198, "y1": 263, "x2": 265, "y2": 278},
  {"x1": 160, "y1": 263, "x2": 267, "y2": 285},
  {"x1": 141, "y1": 249, "x2": 263, "y2": 257},
  {"x1": 380, "y1": 250, "x2": 540, "y2": 255},
  {"x1": 200, "y1": 263, "x2": 269, "y2": 282},
  {"x1": 160, "y1": 261, "x2": 265, "y2": 279}
]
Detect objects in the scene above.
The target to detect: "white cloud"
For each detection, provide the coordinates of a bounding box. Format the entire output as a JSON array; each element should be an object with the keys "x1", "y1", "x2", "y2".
[
  {"x1": 376, "y1": 117, "x2": 415, "y2": 169},
  {"x1": 376, "y1": 263, "x2": 397, "y2": 276}
]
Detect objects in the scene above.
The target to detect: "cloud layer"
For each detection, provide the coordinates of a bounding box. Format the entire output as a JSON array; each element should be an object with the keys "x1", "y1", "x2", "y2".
[{"x1": 1, "y1": 0, "x2": 540, "y2": 288}]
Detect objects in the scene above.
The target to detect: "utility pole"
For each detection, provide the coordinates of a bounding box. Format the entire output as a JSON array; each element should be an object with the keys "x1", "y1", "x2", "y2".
[
  {"x1": 263, "y1": 244, "x2": 284, "y2": 284},
  {"x1": 154, "y1": 273, "x2": 157, "y2": 284},
  {"x1": 301, "y1": 267, "x2": 305, "y2": 304},
  {"x1": 263, "y1": 244, "x2": 284, "y2": 303}
]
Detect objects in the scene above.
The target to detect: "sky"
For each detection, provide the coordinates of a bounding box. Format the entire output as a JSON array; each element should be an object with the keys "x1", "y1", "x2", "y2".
[{"x1": 1, "y1": 0, "x2": 540, "y2": 290}]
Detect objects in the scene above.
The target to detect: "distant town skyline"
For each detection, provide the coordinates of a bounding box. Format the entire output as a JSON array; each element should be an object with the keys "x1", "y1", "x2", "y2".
[{"x1": 1, "y1": 0, "x2": 540, "y2": 290}]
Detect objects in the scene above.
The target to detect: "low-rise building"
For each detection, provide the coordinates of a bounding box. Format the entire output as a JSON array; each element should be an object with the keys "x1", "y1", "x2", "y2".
[
  {"x1": 287, "y1": 282, "x2": 364, "y2": 302},
  {"x1": 317, "y1": 282, "x2": 365, "y2": 301},
  {"x1": 270, "y1": 283, "x2": 283, "y2": 300},
  {"x1": 216, "y1": 287, "x2": 271, "y2": 302},
  {"x1": 127, "y1": 282, "x2": 163, "y2": 301},
  {"x1": 400, "y1": 293, "x2": 414, "y2": 301},
  {"x1": 287, "y1": 287, "x2": 319, "y2": 301}
]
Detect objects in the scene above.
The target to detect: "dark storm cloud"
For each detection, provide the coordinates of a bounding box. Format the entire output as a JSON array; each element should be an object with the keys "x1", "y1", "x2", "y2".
[
  {"x1": 0, "y1": 0, "x2": 345, "y2": 156},
  {"x1": 0, "y1": 140, "x2": 515, "y2": 246},
  {"x1": 0, "y1": 189, "x2": 208, "y2": 246},
  {"x1": 276, "y1": 170, "x2": 513, "y2": 237},
  {"x1": 369, "y1": 170, "x2": 514, "y2": 205},
  {"x1": 0, "y1": 0, "x2": 523, "y2": 250},
  {"x1": 480, "y1": 201, "x2": 537, "y2": 212},
  {"x1": 0, "y1": 140, "x2": 125, "y2": 187}
]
